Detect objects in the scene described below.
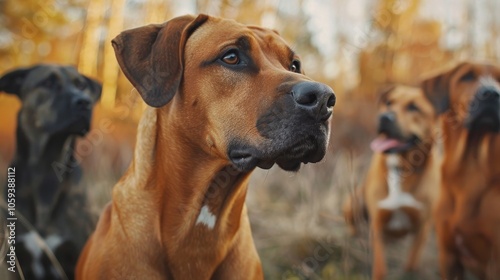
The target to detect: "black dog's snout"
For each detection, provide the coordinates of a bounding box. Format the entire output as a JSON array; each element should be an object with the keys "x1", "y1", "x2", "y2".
[
  {"x1": 477, "y1": 88, "x2": 500, "y2": 102},
  {"x1": 291, "y1": 82, "x2": 335, "y2": 121},
  {"x1": 73, "y1": 96, "x2": 92, "y2": 110}
]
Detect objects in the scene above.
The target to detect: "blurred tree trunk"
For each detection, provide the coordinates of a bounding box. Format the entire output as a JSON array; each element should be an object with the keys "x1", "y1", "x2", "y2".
[
  {"x1": 146, "y1": 0, "x2": 170, "y2": 23},
  {"x1": 196, "y1": 0, "x2": 221, "y2": 15},
  {"x1": 464, "y1": 0, "x2": 474, "y2": 57},
  {"x1": 78, "y1": 0, "x2": 105, "y2": 77},
  {"x1": 100, "y1": 0, "x2": 125, "y2": 109},
  {"x1": 487, "y1": 0, "x2": 498, "y2": 60},
  {"x1": 375, "y1": 0, "x2": 420, "y2": 82}
]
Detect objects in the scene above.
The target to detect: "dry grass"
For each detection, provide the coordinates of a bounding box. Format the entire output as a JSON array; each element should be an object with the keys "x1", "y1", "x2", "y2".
[{"x1": 248, "y1": 148, "x2": 442, "y2": 279}]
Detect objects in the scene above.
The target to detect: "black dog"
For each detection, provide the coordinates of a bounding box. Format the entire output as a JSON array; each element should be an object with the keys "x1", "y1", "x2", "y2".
[{"x1": 0, "y1": 64, "x2": 101, "y2": 279}]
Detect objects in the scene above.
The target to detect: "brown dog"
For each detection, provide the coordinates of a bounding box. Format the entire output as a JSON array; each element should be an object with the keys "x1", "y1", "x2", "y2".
[
  {"x1": 76, "y1": 14, "x2": 335, "y2": 279},
  {"x1": 422, "y1": 61, "x2": 500, "y2": 279},
  {"x1": 343, "y1": 85, "x2": 440, "y2": 280}
]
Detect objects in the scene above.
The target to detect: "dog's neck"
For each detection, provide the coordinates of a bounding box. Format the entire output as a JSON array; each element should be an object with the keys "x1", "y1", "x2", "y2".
[
  {"x1": 441, "y1": 114, "x2": 500, "y2": 176},
  {"x1": 379, "y1": 154, "x2": 424, "y2": 211},
  {"x1": 119, "y1": 107, "x2": 252, "y2": 250},
  {"x1": 379, "y1": 140, "x2": 434, "y2": 207},
  {"x1": 13, "y1": 117, "x2": 79, "y2": 228},
  {"x1": 14, "y1": 115, "x2": 77, "y2": 170},
  {"x1": 391, "y1": 140, "x2": 434, "y2": 174}
]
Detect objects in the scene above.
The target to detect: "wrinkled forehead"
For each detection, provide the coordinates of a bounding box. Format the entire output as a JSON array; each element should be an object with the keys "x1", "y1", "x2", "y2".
[
  {"x1": 185, "y1": 17, "x2": 296, "y2": 61},
  {"x1": 23, "y1": 65, "x2": 81, "y2": 89}
]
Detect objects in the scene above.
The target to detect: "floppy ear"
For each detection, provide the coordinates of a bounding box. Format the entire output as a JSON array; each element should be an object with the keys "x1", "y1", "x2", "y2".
[
  {"x1": 0, "y1": 67, "x2": 32, "y2": 97},
  {"x1": 112, "y1": 14, "x2": 209, "y2": 107},
  {"x1": 83, "y1": 75, "x2": 102, "y2": 102},
  {"x1": 420, "y1": 73, "x2": 451, "y2": 115},
  {"x1": 420, "y1": 62, "x2": 468, "y2": 114}
]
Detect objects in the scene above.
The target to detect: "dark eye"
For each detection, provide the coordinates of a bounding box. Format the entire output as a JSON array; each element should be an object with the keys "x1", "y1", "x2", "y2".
[
  {"x1": 290, "y1": 60, "x2": 301, "y2": 73},
  {"x1": 460, "y1": 71, "x2": 476, "y2": 82},
  {"x1": 385, "y1": 99, "x2": 392, "y2": 106},
  {"x1": 407, "y1": 102, "x2": 420, "y2": 112},
  {"x1": 221, "y1": 50, "x2": 240, "y2": 65},
  {"x1": 74, "y1": 79, "x2": 87, "y2": 90},
  {"x1": 41, "y1": 75, "x2": 60, "y2": 91}
]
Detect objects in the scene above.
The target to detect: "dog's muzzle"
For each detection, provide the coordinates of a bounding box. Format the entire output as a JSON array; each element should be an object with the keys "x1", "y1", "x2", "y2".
[
  {"x1": 229, "y1": 81, "x2": 335, "y2": 172},
  {"x1": 466, "y1": 87, "x2": 500, "y2": 133},
  {"x1": 371, "y1": 112, "x2": 418, "y2": 153},
  {"x1": 378, "y1": 112, "x2": 401, "y2": 137}
]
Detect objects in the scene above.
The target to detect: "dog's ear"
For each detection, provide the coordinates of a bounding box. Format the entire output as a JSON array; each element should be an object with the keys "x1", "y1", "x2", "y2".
[
  {"x1": 0, "y1": 67, "x2": 32, "y2": 97},
  {"x1": 112, "y1": 14, "x2": 209, "y2": 108},
  {"x1": 83, "y1": 75, "x2": 102, "y2": 102},
  {"x1": 421, "y1": 62, "x2": 468, "y2": 114},
  {"x1": 421, "y1": 73, "x2": 450, "y2": 114}
]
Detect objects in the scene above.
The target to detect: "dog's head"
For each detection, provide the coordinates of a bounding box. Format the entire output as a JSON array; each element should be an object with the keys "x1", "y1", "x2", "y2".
[
  {"x1": 422, "y1": 61, "x2": 500, "y2": 134},
  {"x1": 0, "y1": 64, "x2": 102, "y2": 137},
  {"x1": 370, "y1": 85, "x2": 436, "y2": 153},
  {"x1": 112, "y1": 14, "x2": 335, "y2": 172}
]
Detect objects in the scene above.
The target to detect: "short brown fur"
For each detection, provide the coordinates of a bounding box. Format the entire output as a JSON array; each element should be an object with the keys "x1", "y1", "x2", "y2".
[
  {"x1": 422, "y1": 61, "x2": 500, "y2": 279},
  {"x1": 77, "y1": 14, "x2": 334, "y2": 279}
]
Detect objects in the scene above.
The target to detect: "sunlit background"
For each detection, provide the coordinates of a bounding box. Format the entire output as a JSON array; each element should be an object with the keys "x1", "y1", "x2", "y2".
[{"x1": 0, "y1": 0, "x2": 498, "y2": 279}]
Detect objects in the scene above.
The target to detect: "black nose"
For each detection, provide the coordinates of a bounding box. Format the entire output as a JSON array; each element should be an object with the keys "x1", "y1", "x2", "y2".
[
  {"x1": 291, "y1": 82, "x2": 335, "y2": 121},
  {"x1": 477, "y1": 88, "x2": 500, "y2": 102},
  {"x1": 378, "y1": 112, "x2": 397, "y2": 133},
  {"x1": 73, "y1": 96, "x2": 92, "y2": 110},
  {"x1": 379, "y1": 112, "x2": 396, "y2": 125}
]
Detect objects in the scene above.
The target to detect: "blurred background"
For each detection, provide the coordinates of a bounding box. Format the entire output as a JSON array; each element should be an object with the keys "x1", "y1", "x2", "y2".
[{"x1": 0, "y1": 0, "x2": 499, "y2": 279}]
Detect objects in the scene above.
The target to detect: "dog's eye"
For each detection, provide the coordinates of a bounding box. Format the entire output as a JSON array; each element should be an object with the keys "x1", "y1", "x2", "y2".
[
  {"x1": 385, "y1": 100, "x2": 392, "y2": 106},
  {"x1": 290, "y1": 60, "x2": 301, "y2": 73},
  {"x1": 41, "y1": 75, "x2": 60, "y2": 90},
  {"x1": 407, "y1": 102, "x2": 420, "y2": 112},
  {"x1": 221, "y1": 50, "x2": 240, "y2": 65},
  {"x1": 74, "y1": 79, "x2": 87, "y2": 90},
  {"x1": 460, "y1": 71, "x2": 476, "y2": 82}
]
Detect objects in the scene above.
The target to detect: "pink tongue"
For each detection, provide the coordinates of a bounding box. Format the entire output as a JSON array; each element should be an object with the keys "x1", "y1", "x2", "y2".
[{"x1": 370, "y1": 137, "x2": 405, "y2": 152}]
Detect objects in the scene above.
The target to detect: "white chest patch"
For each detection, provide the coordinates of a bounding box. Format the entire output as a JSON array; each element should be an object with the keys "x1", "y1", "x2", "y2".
[
  {"x1": 196, "y1": 205, "x2": 216, "y2": 229},
  {"x1": 20, "y1": 232, "x2": 45, "y2": 279},
  {"x1": 378, "y1": 155, "x2": 423, "y2": 210}
]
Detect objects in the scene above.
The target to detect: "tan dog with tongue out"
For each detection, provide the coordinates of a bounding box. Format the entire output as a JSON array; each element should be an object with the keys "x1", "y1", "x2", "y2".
[{"x1": 343, "y1": 85, "x2": 440, "y2": 280}]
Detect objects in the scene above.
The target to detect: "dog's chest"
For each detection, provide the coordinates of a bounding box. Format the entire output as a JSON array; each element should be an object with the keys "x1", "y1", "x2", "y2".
[{"x1": 379, "y1": 155, "x2": 424, "y2": 234}]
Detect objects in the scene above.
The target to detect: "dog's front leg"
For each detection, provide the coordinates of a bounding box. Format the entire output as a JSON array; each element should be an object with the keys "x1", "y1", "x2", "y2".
[
  {"x1": 405, "y1": 221, "x2": 429, "y2": 272},
  {"x1": 435, "y1": 189, "x2": 464, "y2": 280},
  {"x1": 371, "y1": 212, "x2": 387, "y2": 280}
]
